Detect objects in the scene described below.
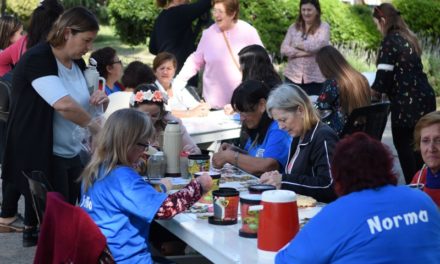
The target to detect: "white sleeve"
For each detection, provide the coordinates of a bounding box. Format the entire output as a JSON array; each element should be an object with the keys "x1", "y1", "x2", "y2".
[
  {"x1": 32, "y1": 76, "x2": 69, "y2": 106},
  {"x1": 176, "y1": 86, "x2": 200, "y2": 110}
]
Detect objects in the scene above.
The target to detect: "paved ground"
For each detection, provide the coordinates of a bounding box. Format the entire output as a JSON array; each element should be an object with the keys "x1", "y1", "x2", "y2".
[{"x1": 0, "y1": 119, "x2": 405, "y2": 263}]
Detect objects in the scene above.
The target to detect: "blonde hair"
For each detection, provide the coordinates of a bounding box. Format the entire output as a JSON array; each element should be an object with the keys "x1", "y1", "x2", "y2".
[
  {"x1": 47, "y1": 6, "x2": 99, "y2": 48},
  {"x1": 266, "y1": 83, "x2": 320, "y2": 137},
  {"x1": 414, "y1": 111, "x2": 440, "y2": 151},
  {"x1": 316, "y1": 45, "x2": 371, "y2": 114},
  {"x1": 80, "y1": 109, "x2": 154, "y2": 192}
]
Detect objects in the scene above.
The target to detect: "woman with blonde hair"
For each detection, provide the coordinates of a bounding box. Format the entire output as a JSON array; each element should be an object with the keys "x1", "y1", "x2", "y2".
[
  {"x1": 260, "y1": 84, "x2": 338, "y2": 203},
  {"x1": 80, "y1": 108, "x2": 212, "y2": 263},
  {"x1": 372, "y1": 3, "x2": 436, "y2": 183},
  {"x1": 315, "y1": 45, "x2": 371, "y2": 135}
]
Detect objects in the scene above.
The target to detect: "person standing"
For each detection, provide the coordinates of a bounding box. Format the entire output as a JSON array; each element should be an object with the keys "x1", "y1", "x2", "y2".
[
  {"x1": 372, "y1": 3, "x2": 436, "y2": 183},
  {"x1": 174, "y1": 0, "x2": 263, "y2": 109},
  {"x1": 280, "y1": 0, "x2": 329, "y2": 96},
  {"x1": 149, "y1": 0, "x2": 212, "y2": 87},
  {"x1": 1, "y1": 7, "x2": 107, "y2": 246}
]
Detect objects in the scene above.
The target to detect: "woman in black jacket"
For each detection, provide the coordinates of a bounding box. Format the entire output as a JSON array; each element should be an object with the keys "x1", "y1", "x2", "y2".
[{"x1": 261, "y1": 83, "x2": 338, "y2": 203}]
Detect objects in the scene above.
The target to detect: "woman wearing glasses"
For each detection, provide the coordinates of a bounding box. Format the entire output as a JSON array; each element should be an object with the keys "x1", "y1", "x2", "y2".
[
  {"x1": 174, "y1": 0, "x2": 263, "y2": 110},
  {"x1": 80, "y1": 108, "x2": 212, "y2": 263},
  {"x1": 412, "y1": 111, "x2": 440, "y2": 207},
  {"x1": 130, "y1": 83, "x2": 200, "y2": 155},
  {"x1": 372, "y1": 3, "x2": 436, "y2": 184},
  {"x1": 90, "y1": 47, "x2": 125, "y2": 95}
]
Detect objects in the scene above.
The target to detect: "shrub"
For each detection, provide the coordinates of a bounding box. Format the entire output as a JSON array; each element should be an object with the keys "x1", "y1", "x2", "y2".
[
  {"x1": 61, "y1": 0, "x2": 109, "y2": 24},
  {"x1": 108, "y1": 0, "x2": 158, "y2": 46},
  {"x1": 393, "y1": 0, "x2": 440, "y2": 39},
  {"x1": 6, "y1": 0, "x2": 39, "y2": 21}
]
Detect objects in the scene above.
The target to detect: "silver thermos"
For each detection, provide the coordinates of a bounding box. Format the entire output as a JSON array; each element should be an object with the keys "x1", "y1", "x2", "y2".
[{"x1": 163, "y1": 121, "x2": 181, "y2": 176}]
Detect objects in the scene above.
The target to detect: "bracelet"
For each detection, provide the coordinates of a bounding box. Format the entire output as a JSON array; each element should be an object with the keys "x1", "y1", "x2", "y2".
[{"x1": 234, "y1": 151, "x2": 239, "y2": 167}]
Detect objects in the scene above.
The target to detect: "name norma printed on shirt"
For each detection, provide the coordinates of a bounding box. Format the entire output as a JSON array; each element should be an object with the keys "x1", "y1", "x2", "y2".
[{"x1": 367, "y1": 210, "x2": 429, "y2": 235}]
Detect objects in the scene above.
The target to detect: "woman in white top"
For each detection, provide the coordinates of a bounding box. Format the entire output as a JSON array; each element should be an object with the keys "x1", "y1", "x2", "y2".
[{"x1": 153, "y1": 52, "x2": 210, "y2": 118}]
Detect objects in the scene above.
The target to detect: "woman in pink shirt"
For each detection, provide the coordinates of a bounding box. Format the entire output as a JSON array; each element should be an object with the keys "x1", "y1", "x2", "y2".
[
  {"x1": 281, "y1": 0, "x2": 330, "y2": 96},
  {"x1": 174, "y1": 0, "x2": 263, "y2": 109},
  {"x1": 0, "y1": 16, "x2": 23, "y2": 51}
]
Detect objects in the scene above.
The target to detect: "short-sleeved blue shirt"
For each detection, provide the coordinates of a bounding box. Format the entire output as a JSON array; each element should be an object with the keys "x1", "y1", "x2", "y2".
[
  {"x1": 276, "y1": 185, "x2": 440, "y2": 264},
  {"x1": 80, "y1": 166, "x2": 167, "y2": 264},
  {"x1": 244, "y1": 121, "x2": 291, "y2": 169}
]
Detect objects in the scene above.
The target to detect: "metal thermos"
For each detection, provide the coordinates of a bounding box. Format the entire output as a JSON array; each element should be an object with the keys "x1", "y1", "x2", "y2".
[{"x1": 163, "y1": 121, "x2": 181, "y2": 176}]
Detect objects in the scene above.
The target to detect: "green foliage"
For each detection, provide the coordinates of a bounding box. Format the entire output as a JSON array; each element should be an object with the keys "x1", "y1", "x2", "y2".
[
  {"x1": 108, "y1": 0, "x2": 158, "y2": 46},
  {"x1": 6, "y1": 0, "x2": 39, "y2": 21},
  {"x1": 61, "y1": 0, "x2": 109, "y2": 24},
  {"x1": 421, "y1": 37, "x2": 440, "y2": 95},
  {"x1": 393, "y1": 0, "x2": 440, "y2": 39},
  {"x1": 240, "y1": 0, "x2": 294, "y2": 59}
]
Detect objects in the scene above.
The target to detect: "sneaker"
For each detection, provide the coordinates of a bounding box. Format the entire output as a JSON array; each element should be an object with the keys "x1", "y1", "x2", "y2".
[{"x1": 23, "y1": 227, "x2": 39, "y2": 247}]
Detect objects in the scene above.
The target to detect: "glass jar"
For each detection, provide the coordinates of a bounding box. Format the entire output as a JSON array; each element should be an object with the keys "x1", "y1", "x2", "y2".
[{"x1": 147, "y1": 151, "x2": 166, "y2": 179}]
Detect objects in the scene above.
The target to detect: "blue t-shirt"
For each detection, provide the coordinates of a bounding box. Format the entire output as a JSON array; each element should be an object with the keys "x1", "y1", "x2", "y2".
[
  {"x1": 105, "y1": 82, "x2": 123, "y2": 95},
  {"x1": 276, "y1": 185, "x2": 440, "y2": 264},
  {"x1": 244, "y1": 121, "x2": 291, "y2": 169},
  {"x1": 80, "y1": 166, "x2": 167, "y2": 264}
]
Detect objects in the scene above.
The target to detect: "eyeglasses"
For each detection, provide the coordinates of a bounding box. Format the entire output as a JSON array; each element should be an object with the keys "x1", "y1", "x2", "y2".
[
  {"x1": 136, "y1": 142, "x2": 150, "y2": 151},
  {"x1": 112, "y1": 60, "x2": 122, "y2": 65},
  {"x1": 421, "y1": 138, "x2": 440, "y2": 147},
  {"x1": 211, "y1": 9, "x2": 225, "y2": 15}
]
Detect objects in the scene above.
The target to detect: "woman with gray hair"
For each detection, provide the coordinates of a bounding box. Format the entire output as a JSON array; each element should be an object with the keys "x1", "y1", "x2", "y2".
[
  {"x1": 80, "y1": 108, "x2": 212, "y2": 263},
  {"x1": 260, "y1": 83, "x2": 338, "y2": 203}
]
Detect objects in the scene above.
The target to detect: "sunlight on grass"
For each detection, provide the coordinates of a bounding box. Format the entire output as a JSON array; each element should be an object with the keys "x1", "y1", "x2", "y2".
[{"x1": 86, "y1": 25, "x2": 154, "y2": 66}]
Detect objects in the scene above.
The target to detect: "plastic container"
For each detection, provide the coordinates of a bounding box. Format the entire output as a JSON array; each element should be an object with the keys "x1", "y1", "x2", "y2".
[
  {"x1": 147, "y1": 151, "x2": 166, "y2": 178},
  {"x1": 180, "y1": 151, "x2": 189, "y2": 179},
  {"x1": 188, "y1": 154, "x2": 210, "y2": 178}
]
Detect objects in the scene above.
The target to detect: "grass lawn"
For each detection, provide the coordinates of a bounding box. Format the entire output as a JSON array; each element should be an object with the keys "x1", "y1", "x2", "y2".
[{"x1": 87, "y1": 25, "x2": 154, "y2": 66}]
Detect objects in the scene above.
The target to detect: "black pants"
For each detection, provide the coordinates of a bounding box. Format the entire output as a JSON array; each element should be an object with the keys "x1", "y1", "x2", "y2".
[
  {"x1": 51, "y1": 155, "x2": 83, "y2": 205},
  {"x1": 392, "y1": 126, "x2": 423, "y2": 184},
  {"x1": 0, "y1": 180, "x2": 21, "y2": 218},
  {"x1": 284, "y1": 77, "x2": 323, "y2": 96}
]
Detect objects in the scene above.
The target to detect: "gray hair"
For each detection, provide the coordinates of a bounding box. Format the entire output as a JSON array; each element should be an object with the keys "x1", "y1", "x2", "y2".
[
  {"x1": 267, "y1": 83, "x2": 320, "y2": 134},
  {"x1": 80, "y1": 108, "x2": 154, "y2": 192}
]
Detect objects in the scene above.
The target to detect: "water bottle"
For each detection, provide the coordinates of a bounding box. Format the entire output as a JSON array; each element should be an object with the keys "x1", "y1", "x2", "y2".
[
  {"x1": 84, "y1": 58, "x2": 106, "y2": 116},
  {"x1": 163, "y1": 121, "x2": 181, "y2": 177},
  {"x1": 147, "y1": 151, "x2": 166, "y2": 178}
]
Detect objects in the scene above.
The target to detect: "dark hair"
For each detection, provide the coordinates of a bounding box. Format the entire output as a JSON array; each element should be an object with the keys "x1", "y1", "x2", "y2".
[
  {"x1": 47, "y1": 6, "x2": 99, "y2": 48},
  {"x1": 373, "y1": 3, "x2": 421, "y2": 56},
  {"x1": 132, "y1": 83, "x2": 168, "y2": 129},
  {"x1": 153, "y1": 52, "x2": 177, "y2": 72},
  {"x1": 238, "y1": 45, "x2": 281, "y2": 89},
  {"x1": 295, "y1": 0, "x2": 322, "y2": 36},
  {"x1": 27, "y1": 0, "x2": 64, "y2": 49},
  {"x1": 331, "y1": 132, "x2": 397, "y2": 196},
  {"x1": 156, "y1": 0, "x2": 170, "y2": 8},
  {"x1": 121, "y1": 61, "x2": 155, "y2": 89},
  {"x1": 0, "y1": 15, "x2": 22, "y2": 50},
  {"x1": 212, "y1": 0, "x2": 239, "y2": 22},
  {"x1": 90, "y1": 47, "x2": 117, "y2": 79},
  {"x1": 316, "y1": 45, "x2": 371, "y2": 114},
  {"x1": 231, "y1": 80, "x2": 273, "y2": 145}
]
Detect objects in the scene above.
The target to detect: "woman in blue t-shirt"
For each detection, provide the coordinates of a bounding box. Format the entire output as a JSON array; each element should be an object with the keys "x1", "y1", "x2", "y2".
[
  {"x1": 212, "y1": 80, "x2": 291, "y2": 176},
  {"x1": 80, "y1": 108, "x2": 212, "y2": 264}
]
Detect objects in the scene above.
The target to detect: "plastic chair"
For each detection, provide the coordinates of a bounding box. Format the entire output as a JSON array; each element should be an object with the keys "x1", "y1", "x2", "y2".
[
  {"x1": 33, "y1": 192, "x2": 115, "y2": 264},
  {"x1": 340, "y1": 102, "x2": 391, "y2": 140},
  {"x1": 22, "y1": 171, "x2": 53, "y2": 225}
]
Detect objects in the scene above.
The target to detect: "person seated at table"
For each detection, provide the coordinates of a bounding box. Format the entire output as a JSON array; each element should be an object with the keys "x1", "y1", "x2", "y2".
[
  {"x1": 121, "y1": 60, "x2": 156, "y2": 92},
  {"x1": 315, "y1": 45, "x2": 371, "y2": 135},
  {"x1": 80, "y1": 108, "x2": 212, "y2": 264},
  {"x1": 90, "y1": 47, "x2": 125, "y2": 95},
  {"x1": 412, "y1": 111, "x2": 440, "y2": 207},
  {"x1": 276, "y1": 132, "x2": 440, "y2": 263},
  {"x1": 153, "y1": 52, "x2": 210, "y2": 118},
  {"x1": 260, "y1": 84, "x2": 338, "y2": 203},
  {"x1": 130, "y1": 83, "x2": 201, "y2": 155},
  {"x1": 212, "y1": 80, "x2": 290, "y2": 176}
]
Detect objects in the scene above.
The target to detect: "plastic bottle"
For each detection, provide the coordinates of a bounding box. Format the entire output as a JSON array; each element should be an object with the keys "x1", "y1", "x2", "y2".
[
  {"x1": 180, "y1": 151, "x2": 189, "y2": 179},
  {"x1": 147, "y1": 151, "x2": 166, "y2": 178},
  {"x1": 84, "y1": 58, "x2": 106, "y2": 116},
  {"x1": 163, "y1": 121, "x2": 181, "y2": 177}
]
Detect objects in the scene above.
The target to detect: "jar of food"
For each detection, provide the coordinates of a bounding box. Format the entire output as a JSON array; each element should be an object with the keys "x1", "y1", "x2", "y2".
[{"x1": 147, "y1": 151, "x2": 166, "y2": 178}]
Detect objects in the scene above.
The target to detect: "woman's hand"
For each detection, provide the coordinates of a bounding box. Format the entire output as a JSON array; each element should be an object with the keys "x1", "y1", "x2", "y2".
[
  {"x1": 212, "y1": 149, "x2": 233, "y2": 169},
  {"x1": 223, "y1": 104, "x2": 234, "y2": 115},
  {"x1": 89, "y1": 90, "x2": 109, "y2": 106},
  {"x1": 260, "y1": 170, "x2": 282, "y2": 189},
  {"x1": 195, "y1": 173, "x2": 213, "y2": 195},
  {"x1": 190, "y1": 102, "x2": 210, "y2": 117}
]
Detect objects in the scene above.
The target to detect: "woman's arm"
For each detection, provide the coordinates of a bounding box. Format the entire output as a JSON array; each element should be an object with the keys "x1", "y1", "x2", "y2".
[
  {"x1": 280, "y1": 25, "x2": 302, "y2": 58},
  {"x1": 301, "y1": 22, "x2": 330, "y2": 53},
  {"x1": 372, "y1": 36, "x2": 397, "y2": 95}
]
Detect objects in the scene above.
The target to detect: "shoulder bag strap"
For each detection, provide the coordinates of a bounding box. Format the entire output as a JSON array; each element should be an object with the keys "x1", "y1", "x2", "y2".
[{"x1": 221, "y1": 31, "x2": 240, "y2": 72}]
